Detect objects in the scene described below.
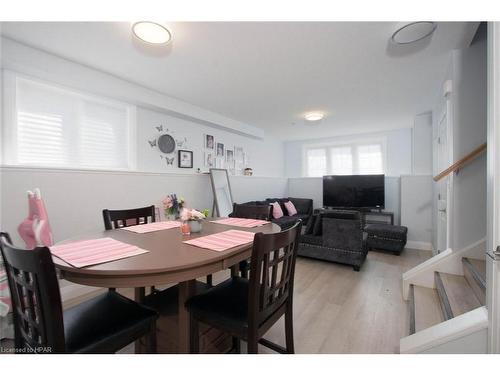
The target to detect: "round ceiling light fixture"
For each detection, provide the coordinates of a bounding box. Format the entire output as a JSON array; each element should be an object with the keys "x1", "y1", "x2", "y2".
[
  {"x1": 391, "y1": 22, "x2": 437, "y2": 45},
  {"x1": 132, "y1": 21, "x2": 172, "y2": 45},
  {"x1": 304, "y1": 112, "x2": 325, "y2": 122}
]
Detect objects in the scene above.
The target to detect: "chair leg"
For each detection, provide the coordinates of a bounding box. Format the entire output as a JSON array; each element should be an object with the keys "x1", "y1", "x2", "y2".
[
  {"x1": 285, "y1": 302, "x2": 295, "y2": 354},
  {"x1": 231, "y1": 337, "x2": 241, "y2": 354},
  {"x1": 239, "y1": 260, "x2": 248, "y2": 279},
  {"x1": 190, "y1": 315, "x2": 200, "y2": 354},
  {"x1": 247, "y1": 334, "x2": 258, "y2": 354},
  {"x1": 147, "y1": 321, "x2": 157, "y2": 354}
]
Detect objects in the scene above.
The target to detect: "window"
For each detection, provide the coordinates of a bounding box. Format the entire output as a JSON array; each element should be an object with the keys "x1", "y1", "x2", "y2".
[
  {"x1": 305, "y1": 140, "x2": 385, "y2": 177},
  {"x1": 305, "y1": 148, "x2": 327, "y2": 177},
  {"x1": 5, "y1": 74, "x2": 136, "y2": 170}
]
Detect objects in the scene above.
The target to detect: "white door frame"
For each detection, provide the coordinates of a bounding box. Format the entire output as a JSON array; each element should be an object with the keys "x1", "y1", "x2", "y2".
[{"x1": 486, "y1": 21, "x2": 500, "y2": 353}]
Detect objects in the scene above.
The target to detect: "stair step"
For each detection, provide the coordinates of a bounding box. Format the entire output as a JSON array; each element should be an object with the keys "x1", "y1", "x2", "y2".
[
  {"x1": 462, "y1": 258, "x2": 486, "y2": 305},
  {"x1": 436, "y1": 272, "x2": 481, "y2": 318},
  {"x1": 411, "y1": 285, "x2": 444, "y2": 333}
]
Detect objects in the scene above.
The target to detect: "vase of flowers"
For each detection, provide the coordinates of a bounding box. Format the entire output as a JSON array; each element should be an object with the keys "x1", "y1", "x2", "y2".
[
  {"x1": 162, "y1": 194, "x2": 184, "y2": 220},
  {"x1": 180, "y1": 208, "x2": 207, "y2": 234}
]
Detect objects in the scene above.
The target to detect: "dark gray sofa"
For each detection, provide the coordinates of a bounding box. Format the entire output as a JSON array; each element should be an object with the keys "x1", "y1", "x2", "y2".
[
  {"x1": 231, "y1": 197, "x2": 313, "y2": 230},
  {"x1": 298, "y1": 210, "x2": 368, "y2": 271}
]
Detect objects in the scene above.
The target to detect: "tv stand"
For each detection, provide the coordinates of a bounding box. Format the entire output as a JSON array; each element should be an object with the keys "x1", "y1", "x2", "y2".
[{"x1": 315, "y1": 208, "x2": 394, "y2": 226}]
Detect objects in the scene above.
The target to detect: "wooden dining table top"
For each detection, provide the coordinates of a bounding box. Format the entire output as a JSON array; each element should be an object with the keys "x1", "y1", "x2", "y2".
[{"x1": 52, "y1": 220, "x2": 281, "y2": 278}]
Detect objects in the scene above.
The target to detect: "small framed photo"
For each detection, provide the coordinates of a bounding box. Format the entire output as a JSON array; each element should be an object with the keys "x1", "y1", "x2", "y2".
[
  {"x1": 234, "y1": 146, "x2": 244, "y2": 162},
  {"x1": 216, "y1": 142, "x2": 225, "y2": 157},
  {"x1": 204, "y1": 134, "x2": 215, "y2": 150},
  {"x1": 178, "y1": 150, "x2": 193, "y2": 168},
  {"x1": 205, "y1": 151, "x2": 214, "y2": 167},
  {"x1": 226, "y1": 149, "x2": 234, "y2": 164}
]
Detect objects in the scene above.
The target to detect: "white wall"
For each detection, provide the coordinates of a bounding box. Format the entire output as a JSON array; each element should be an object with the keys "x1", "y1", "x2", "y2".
[
  {"x1": 413, "y1": 112, "x2": 433, "y2": 175},
  {"x1": 450, "y1": 29, "x2": 487, "y2": 251},
  {"x1": 284, "y1": 128, "x2": 413, "y2": 178},
  {"x1": 136, "y1": 107, "x2": 284, "y2": 176},
  {"x1": 401, "y1": 175, "x2": 433, "y2": 249}
]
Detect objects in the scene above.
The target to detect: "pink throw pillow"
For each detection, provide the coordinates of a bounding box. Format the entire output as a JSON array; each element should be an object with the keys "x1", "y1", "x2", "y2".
[
  {"x1": 284, "y1": 201, "x2": 298, "y2": 216},
  {"x1": 271, "y1": 202, "x2": 284, "y2": 219}
]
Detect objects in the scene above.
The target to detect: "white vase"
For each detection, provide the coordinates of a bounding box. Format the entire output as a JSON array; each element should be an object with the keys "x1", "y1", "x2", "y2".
[{"x1": 188, "y1": 220, "x2": 203, "y2": 233}]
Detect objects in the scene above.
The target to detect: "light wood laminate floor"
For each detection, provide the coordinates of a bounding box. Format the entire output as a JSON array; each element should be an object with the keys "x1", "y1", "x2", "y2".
[{"x1": 0, "y1": 248, "x2": 430, "y2": 354}]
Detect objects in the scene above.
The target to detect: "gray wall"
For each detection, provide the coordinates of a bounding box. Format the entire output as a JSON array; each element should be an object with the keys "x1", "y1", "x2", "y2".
[{"x1": 450, "y1": 31, "x2": 487, "y2": 250}]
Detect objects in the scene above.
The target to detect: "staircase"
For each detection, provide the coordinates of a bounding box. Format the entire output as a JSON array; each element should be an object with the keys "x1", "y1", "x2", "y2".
[
  {"x1": 401, "y1": 248, "x2": 488, "y2": 353},
  {"x1": 408, "y1": 258, "x2": 485, "y2": 336}
]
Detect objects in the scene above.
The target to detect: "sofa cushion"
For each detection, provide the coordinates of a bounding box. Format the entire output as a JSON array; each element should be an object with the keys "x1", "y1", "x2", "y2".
[
  {"x1": 271, "y1": 202, "x2": 284, "y2": 219},
  {"x1": 266, "y1": 198, "x2": 288, "y2": 213},
  {"x1": 272, "y1": 215, "x2": 299, "y2": 230},
  {"x1": 288, "y1": 197, "x2": 313, "y2": 215},
  {"x1": 284, "y1": 201, "x2": 298, "y2": 216}
]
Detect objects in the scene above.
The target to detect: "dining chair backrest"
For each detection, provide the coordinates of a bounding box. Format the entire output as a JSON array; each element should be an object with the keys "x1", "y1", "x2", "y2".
[
  {"x1": 247, "y1": 220, "x2": 302, "y2": 328},
  {"x1": 0, "y1": 232, "x2": 65, "y2": 353},
  {"x1": 102, "y1": 205, "x2": 156, "y2": 230},
  {"x1": 232, "y1": 203, "x2": 272, "y2": 221}
]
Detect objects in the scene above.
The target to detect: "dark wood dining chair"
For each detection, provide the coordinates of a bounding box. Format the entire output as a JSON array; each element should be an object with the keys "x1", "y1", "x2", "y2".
[
  {"x1": 185, "y1": 220, "x2": 303, "y2": 354},
  {"x1": 0, "y1": 232, "x2": 158, "y2": 353},
  {"x1": 102, "y1": 205, "x2": 156, "y2": 230},
  {"x1": 231, "y1": 203, "x2": 272, "y2": 278},
  {"x1": 102, "y1": 205, "x2": 157, "y2": 292}
]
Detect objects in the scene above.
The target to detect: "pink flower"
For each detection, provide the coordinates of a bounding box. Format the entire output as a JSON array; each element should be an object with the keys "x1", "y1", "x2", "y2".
[{"x1": 180, "y1": 208, "x2": 206, "y2": 221}]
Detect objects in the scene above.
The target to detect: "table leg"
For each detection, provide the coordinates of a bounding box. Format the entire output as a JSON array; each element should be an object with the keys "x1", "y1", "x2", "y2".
[
  {"x1": 134, "y1": 287, "x2": 146, "y2": 354},
  {"x1": 178, "y1": 279, "x2": 196, "y2": 354}
]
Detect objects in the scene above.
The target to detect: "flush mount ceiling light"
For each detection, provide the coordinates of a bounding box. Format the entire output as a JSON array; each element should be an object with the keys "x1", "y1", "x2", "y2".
[
  {"x1": 132, "y1": 21, "x2": 172, "y2": 45},
  {"x1": 391, "y1": 22, "x2": 437, "y2": 45},
  {"x1": 304, "y1": 112, "x2": 325, "y2": 122}
]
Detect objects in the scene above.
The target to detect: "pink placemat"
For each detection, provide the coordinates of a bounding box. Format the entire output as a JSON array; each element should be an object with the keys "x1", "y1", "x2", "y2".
[
  {"x1": 121, "y1": 221, "x2": 181, "y2": 234},
  {"x1": 184, "y1": 230, "x2": 256, "y2": 252},
  {"x1": 210, "y1": 217, "x2": 270, "y2": 228},
  {"x1": 50, "y1": 238, "x2": 148, "y2": 268}
]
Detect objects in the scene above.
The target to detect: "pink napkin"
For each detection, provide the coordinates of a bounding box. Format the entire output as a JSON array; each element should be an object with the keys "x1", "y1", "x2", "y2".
[
  {"x1": 50, "y1": 238, "x2": 148, "y2": 268},
  {"x1": 210, "y1": 217, "x2": 270, "y2": 228},
  {"x1": 121, "y1": 221, "x2": 181, "y2": 234},
  {"x1": 184, "y1": 230, "x2": 256, "y2": 252}
]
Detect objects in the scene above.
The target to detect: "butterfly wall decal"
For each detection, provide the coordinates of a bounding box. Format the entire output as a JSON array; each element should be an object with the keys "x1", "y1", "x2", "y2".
[
  {"x1": 156, "y1": 125, "x2": 163, "y2": 132},
  {"x1": 148, "y1": 139, "x2": 157, "y2": 147},
  {"x1": 165, "y1": 157, "x2": 175, "y2": 165},
  {"x1": 176, "y1": 137, "x2": 187, "y2": 148}
]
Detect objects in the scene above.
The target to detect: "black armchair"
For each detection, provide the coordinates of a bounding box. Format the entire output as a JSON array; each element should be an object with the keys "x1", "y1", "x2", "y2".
[{"x1": 298, "y1": 210, "x2": 367, "y2": 271}]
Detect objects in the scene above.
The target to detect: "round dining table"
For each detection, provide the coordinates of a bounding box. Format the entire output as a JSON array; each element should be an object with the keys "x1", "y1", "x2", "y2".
[{"x1": 52, "y1": 220, "x2": 281, "y2": 353}]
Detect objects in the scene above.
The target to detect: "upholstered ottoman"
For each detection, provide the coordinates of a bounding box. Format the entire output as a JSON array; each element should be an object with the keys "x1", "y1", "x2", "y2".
[{"x1": 365, "y1": 224, "x2": 408, "y2": 255}]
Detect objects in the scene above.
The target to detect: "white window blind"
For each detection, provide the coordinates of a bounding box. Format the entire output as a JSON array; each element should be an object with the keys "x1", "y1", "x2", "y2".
[
  {"x1": 305, "y1": 148, "x2": 327, "y2": 177},
  {"x1": 305, "y1": 141, "x2": 385, "y2": 177},
  {"x1": 10, "y1": 76, "x2": 135, "y2": 170}
]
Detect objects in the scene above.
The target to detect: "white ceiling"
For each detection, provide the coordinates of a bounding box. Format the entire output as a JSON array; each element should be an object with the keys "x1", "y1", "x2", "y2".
[{"x1": 1, "y1": 22, "x2": 477, "y2": 141}]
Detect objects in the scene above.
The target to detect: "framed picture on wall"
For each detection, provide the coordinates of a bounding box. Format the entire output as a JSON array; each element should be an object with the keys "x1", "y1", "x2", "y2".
[
  {"x1": 216, "y1": 142, "x2": 224, "y2": 157},
  {"x1": 226, "y1": 149, "x2": 234, "y2": 164},
  {"x1": 178, "y1": 150, "x2": 193, "y2": 168},
  {"x1": 205, "y1": 152, "x2": 215, "y2": 167},
  {"x1": 204, "y1": 134, "x2": 215, "y2": 150}
]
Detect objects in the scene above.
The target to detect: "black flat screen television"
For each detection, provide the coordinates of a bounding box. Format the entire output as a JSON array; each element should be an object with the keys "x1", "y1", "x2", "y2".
[{"x1": 323, "y1": 174, "x2": 385, "y2": 209}]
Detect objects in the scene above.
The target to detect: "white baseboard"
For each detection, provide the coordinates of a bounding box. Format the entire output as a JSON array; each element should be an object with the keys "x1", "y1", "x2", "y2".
[{"x1": 406, "y1": 240, "x2": 433, "y2": 251}]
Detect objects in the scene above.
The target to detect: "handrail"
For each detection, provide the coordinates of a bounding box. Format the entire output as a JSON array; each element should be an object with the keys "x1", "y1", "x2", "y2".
[{"x1": 433, "y1": 142, "x2": 487, "y2": 182}]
